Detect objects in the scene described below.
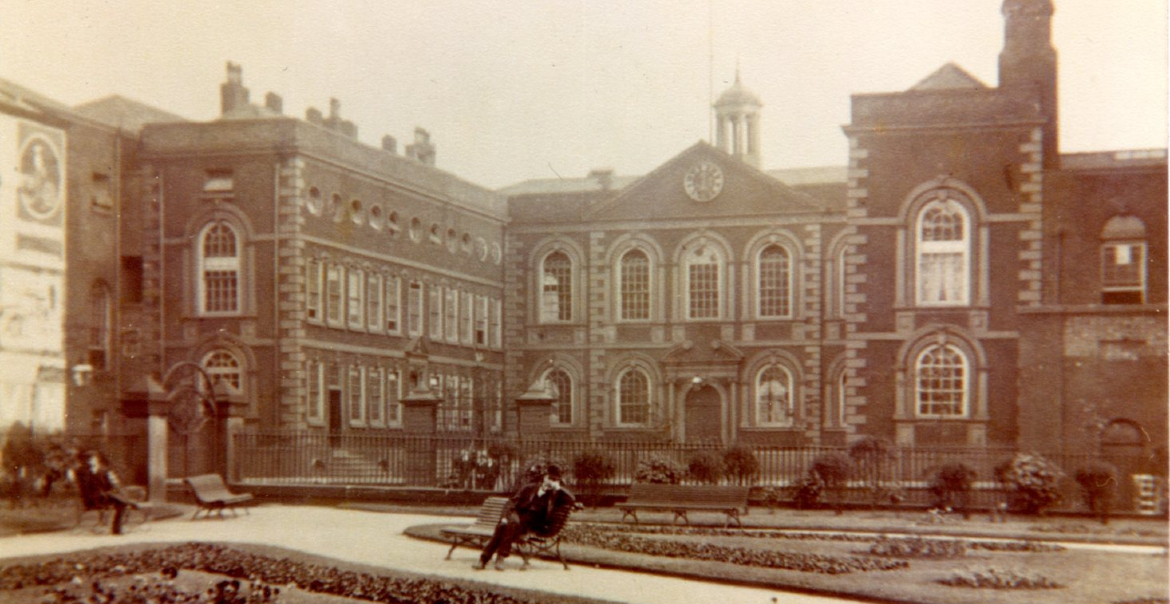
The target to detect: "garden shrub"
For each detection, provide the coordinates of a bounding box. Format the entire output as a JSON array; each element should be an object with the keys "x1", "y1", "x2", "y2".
[
  {"x1": 1075, "y1": 461, "x2": 1118, "y2": 525},
  {"x1": 573, "y1": 449, "x2": 617, "y2": 506},
  {"x1": 634, "y1": 454, "x2": 686, "y2": 484},
  {"x1": 848, "y1": 437, "x2": 898, "y2": 509},
  {"x1": 687, "y1": 450, "x2": 725, "y2": 484},
  {"x1": 929, "y1": 462, "x2": 977, "y2": 519},
  {"x1": 997, "y1": 452, "x2": 1064, "y2": 515},
  {"x1": 722, "y1": 445, "x2": 759, "y2": 484},
  {"x1": 796, "y1": 452, "x2": 854, "y2": 513}
]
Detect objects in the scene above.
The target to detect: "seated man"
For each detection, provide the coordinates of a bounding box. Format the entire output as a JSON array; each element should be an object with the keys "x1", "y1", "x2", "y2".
[
  {"x1": 71, "y1": 451, "x2": 137, "y2": 534},
  {"x1": 474, "y1": 464, "x2": 574, "y2": 571}
]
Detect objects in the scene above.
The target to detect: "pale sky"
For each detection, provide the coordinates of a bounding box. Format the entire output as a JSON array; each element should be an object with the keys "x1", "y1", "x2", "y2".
[{"x1": 4, "y1": 0, "x2": 1166, "y2": 189}]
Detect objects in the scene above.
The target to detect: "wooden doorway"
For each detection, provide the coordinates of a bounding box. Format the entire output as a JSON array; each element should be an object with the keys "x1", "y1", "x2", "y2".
[{"x1": 684, "y1": 385, "x2": 722, "y2": 444}]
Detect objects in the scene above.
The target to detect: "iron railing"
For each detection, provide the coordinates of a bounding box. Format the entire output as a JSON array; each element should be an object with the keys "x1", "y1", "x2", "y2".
[{"x1": 230, "y1": 430, "x2": 1166, "y2": 512}]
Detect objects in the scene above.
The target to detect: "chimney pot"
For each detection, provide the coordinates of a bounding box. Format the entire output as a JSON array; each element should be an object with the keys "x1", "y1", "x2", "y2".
[
  {"x1": 220, "y1": 61, "x2": 250, "y2": 116},
  {"x1": 265, "y1": 92, "x2": 283, "y2": 114},
  {"x1": 306, "y1": 107, "x2": 323, "y2": 124},
  {"x1": 381, "y1": 135, "x2": 398, "y2": 154},
  {"x1": 329, "y1": 98, "x2": 341, "y2": 119}
]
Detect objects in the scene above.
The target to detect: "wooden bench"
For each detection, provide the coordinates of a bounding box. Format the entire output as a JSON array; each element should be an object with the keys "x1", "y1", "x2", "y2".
[
  {"x1": 619, "y1": 484, "x2": 750, "y2": 528},
  {"x1": 184, "y1": 474, "x2": 254, "y2": 519},
  {"x1": 441, "y1": 496, "x2": 576, "y2": 570}
]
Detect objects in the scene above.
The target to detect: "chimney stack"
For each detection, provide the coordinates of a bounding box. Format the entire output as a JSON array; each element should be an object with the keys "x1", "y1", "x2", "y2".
[
  {"x1": 405, "y1": 127, "x2": 436, "y2": 166},
  {"x1": 381, "y1": 135, "x2": 398, "y2": 154},
  {"x1": 305, "y1": 107, "x2": 323, "y2": 125},
  {"x1": 220, "y1": 62, "x2": 250, "y2": 115},
  {"x1": 265, "y1": 92, "x2": 283, "y2": 114},
  {"x1": 588, "y1": 168, "x2": 615, "y2": 191}
]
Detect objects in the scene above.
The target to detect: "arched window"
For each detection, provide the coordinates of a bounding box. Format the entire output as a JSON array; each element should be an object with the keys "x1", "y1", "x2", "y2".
[
  {"x1": 757, "y1": 244, "x2": 791, "y2": 318},
  {"x1": 835, "y1": 370, "x2": 848, "y2": 428},
  {"x1": 685, "y1": 244, "x2": 722, "y2": 319},
  {"x1": 835, "y1": 245, "x2": 848, "y2": 318},
  {"x1": 202, "y1": 350, "x2": 242, "y2": 392},
  {"x1": 198, "y1": 221, "x2": 241, "y2": 314},
  {"x1": 755, "y1": 364, "x2": 794, "y2": 427},
  {"x1": 88, "y1": 282, "x2": 112, "y2": 370},
  {"x1": 916, "y1": 198, "x2": 969, "y2": 306},
  {"x1": 1100, "y1": 215, "x2": 1147, "y2": 304},
  {"x1": 616, "y1": 367, "x2": 651, "y2": 426},
  {"x1": 915, "y1": 344, "x2": 968, "y2": 418},
  {"x1": 619, "y1": 250, "x2": 650, "y2": 321},
  {"x1": 540, "y1": 251, "x2": 573, "y2": 323},
  {"x1": 545, "y1": 368, "x2": 574, "y2": 425}
]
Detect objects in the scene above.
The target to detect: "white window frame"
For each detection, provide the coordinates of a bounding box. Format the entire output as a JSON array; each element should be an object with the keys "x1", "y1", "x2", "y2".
[
  {"x1": 618, "y1": 249, "x2": 652, "y2": 322},
  {"x1": 385, "y1": 370, "x2": 402, "y2": 427},
  {"x1": 539, "y1": 251, "x2": 573, "y2": 323},
  {"x1": 366, "y1": 273, "x2": 382, "y2": 332},
  {"x1": 755, "y1": 364, "x2": 794, "y2": 427},
  {"x1": 325, "y1": 264, "x2": 344, "y2": 327},
  {"x1": 491, "y1": 299, "x2": 502, "y2": 349},
  {"x1": 615, "y1": 367, "x2": 651, "y2": 426},
  {"x1": 445, "y1": 287, "x2": 459, "y2": 343},
  {"x1": 348, "y1": 365, "x2": 366, "y2": 426},
  {"x1": 684, "y1": 245, "x2": 723, "y2": 320},
  {"x1": 384, "y1": 275, "x2": 401, "y2": 333},
  {"x1": 475, "y1": 295, "x2": 488, "y2": 346},
  {"x1": 756, "y1": 244, "x2": 792, "y2": 319},
  {"x1": 545, "y1": 368, "x2": 574, "y2": 426},
  {"x1": 306, "y1": 258, "x2": 323, "y2": 323},
  {"x1": 460, "y1": 291, "x2": 474, "y2": 345},
  {"x1": 202, "y1": 349, "x2": 243, "y2": 393},
  {"x1": 367, "y1": 366, "x2": 384, "y2": 426},
  {"x1": 197, "y1": 221, "x2": 242, "y2": 316},
  {"x1": 347, "y1": 267, "x2": 365, "y2": 329},
  {"x1": 915, "y1": 198, "x2": 970, "y2": 307},
  {"x1": 306, "y1": 360, "x2": 324, "y2": 425},
  {"x1": 914, "y1": 344, "x2": 969, "y2": 419},
  {"x1": 407, "y1": 281, "x2": 423, "y2": 337},
  {"x1": 429, "y1": 285, "x2": 444, "y2": 340}
]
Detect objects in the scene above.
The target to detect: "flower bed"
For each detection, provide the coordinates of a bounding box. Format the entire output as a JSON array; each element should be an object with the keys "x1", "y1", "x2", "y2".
[
  {"x1": 867, "y1": 536, "x2": 968, "y2": 559},
  {"x1": 0, "y1": 543, "x2": 608, "y2": 604},
  {"x1": 939, "y1": 568, "x2": 1062, "y2": 589},
  {"x1": 561, "y1": 525, "x2": 907, "y2": 574}
]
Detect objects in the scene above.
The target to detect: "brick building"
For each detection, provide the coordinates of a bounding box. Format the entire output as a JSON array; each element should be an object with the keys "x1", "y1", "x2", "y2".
[
  {"x1": 0, "y1": 0, "x2": 1163, "y2": 488},
  {"x1": 499, "y1": 0, "x2": 1167, "y2": 456}
]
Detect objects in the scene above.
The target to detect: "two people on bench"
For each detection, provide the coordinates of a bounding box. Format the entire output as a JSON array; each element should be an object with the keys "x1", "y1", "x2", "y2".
[
  {"x1": 71, "y1": 450, "x2": 137, "y2": 534},
  {"x1": 474, "y1": 464, "x2": 574, "y2": 571}
]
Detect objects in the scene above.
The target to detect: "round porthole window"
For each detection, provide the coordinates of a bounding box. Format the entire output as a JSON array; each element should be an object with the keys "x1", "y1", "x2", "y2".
[
  {"x1": 368, "y1": 205, "x2": 384, "y2": 230},
  {"x1": 409, "y1": 217, "x2": 422, "y2": 242},
  {"x1": 474, "y1": 238, "x2": 488, "y2": 261},
  {"x1": 490, "y1": 242, "x2": 502, "y2": 265},
  {"x1": 350, "y1": 199, "x2": 364, "y2": 225}
]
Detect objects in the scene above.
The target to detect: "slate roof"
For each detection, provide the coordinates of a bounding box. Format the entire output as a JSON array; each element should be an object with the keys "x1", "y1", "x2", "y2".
[
  {"x1": 910, "y1": 62, "x2": 988, "y2": 91},
  {"x1": 74, "y1": 95, "x2": 188, "y2": 132}
]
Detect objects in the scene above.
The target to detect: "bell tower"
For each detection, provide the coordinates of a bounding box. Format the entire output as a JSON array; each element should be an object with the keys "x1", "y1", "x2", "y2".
[
  {"x1": 713, "y1": 70, "x2": 763, "y2": 169},
  {"x1": 999, "y1": 0, "x2": 1058, "y2": 167}
]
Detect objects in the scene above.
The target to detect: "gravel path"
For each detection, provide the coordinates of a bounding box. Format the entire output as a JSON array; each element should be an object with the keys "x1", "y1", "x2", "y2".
[{"x1": 0, "y1": 504, "x2": 862, "y2": 604}]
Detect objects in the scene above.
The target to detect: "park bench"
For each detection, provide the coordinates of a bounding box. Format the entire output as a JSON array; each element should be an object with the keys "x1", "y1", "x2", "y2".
[
  {"x1": 184, "y1": 474, "x2": 254, "y2": 519},
  {"x1": 441, "y1": 496, "x2": 576, "y2": 570},
  {"x1": 618, "y1": 484, "x2": 750, "y2": 528},
  {"x1": 73, "y1": 484, "x2": 152, "y2": 534}
]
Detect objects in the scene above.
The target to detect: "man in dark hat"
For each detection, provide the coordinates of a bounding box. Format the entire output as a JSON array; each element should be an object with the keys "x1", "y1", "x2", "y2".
[
  {"x1": 71, "y1": 451, "x2": 136, "y2": 534},
  {"x1": 474, "y1": 464, "x2": 574, "y2": 570}
]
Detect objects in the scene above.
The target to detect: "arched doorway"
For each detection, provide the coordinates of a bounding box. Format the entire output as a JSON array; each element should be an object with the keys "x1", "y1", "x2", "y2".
[
  {"x1": 1100, "y1": 419, "x2": 1149, "y2": 512},
  {"x1": 684, "y1": 385, "x2": 722, "y2": 443}
]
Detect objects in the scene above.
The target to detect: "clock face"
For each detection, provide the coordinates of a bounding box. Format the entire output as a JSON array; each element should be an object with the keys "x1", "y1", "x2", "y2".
[{"x1": 683, "y1": 161, "x2": 724, "y2": 202}]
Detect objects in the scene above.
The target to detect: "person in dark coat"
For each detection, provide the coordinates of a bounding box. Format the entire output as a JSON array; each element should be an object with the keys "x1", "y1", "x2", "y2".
[
  {"x1": 71, "y1": 451, "x2": 136, "y2": 534},
  {"x1": 474, "y1": 464, "x2": 575, "y2": 570}
]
